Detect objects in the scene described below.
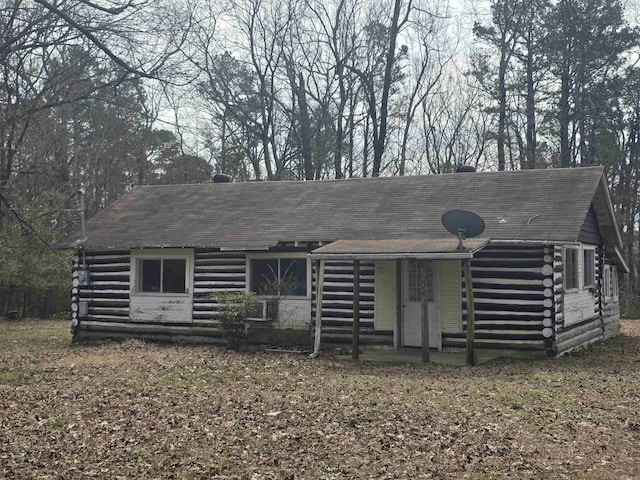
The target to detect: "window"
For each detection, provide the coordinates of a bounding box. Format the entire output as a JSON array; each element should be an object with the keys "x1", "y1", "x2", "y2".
[
  {"x1": 565, "y1": 247, "x2": 579, "y2": 290},
  {"x1": 407, "y1": 260, "x2": 421, "y2": 302},
  {"x1": 565, "y1": 245, "x2": 597, "y2": 292},
  {"x1": 604, "y1": 265, "x2": 618, "y2": 300},
  {"x1": 407, "y1": 260, "x2": 433, "y2": 302},
  {"x1": 583, "y1": 248, "x2": 595, "y2": 287},
  {"x1": 250, "y1": 257, "x2": 307, "y2": 296},
  {"x1": 137, "y1": 258, "x2": 187, "y2": 293}
]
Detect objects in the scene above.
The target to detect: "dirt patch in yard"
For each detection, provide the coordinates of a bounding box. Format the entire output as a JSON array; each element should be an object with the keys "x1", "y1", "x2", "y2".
[{"x1": 1, "y1": 319, "x2": 639, "y2": 479}]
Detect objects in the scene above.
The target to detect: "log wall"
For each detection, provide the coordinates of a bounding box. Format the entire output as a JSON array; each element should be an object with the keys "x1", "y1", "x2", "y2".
[
  {"x1": 70, "y1": 244, "x2": 620, "y2": 353},
  {"x1": 71, "y1": 250, "x2": 131, "y2": 331},
  {"x1": 311, "y1": 260, "x2": 392, "y2": 345},
  {"x1": 72, "y1": 249, "x2": 247, "y2": 341},
  {"x1": 553, "y1": 246, "x2": 604, "y2": 356},
  {"x1": 192, "y1": 250, "x2": 246, "y2": 327},
  {"x1": 73, "y1": 249, "x2": 314, "y2": 344},
  {"x1": 445, "y1": 245, "x2": 554, "y2": 354}
]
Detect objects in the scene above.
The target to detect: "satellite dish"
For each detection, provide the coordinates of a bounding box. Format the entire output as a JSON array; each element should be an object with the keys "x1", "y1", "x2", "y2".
[{"x1": 442, "y1": 209, "x2": 486, "y2": 250}]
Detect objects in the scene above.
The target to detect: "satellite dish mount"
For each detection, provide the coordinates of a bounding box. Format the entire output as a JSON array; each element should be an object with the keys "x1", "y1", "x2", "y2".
[
  {"x1": 456, "y1": 228, "x2": 467, "y2": 250},
  {"x1": 441, "y1": 210, "x2": 486, "y2": 251}
]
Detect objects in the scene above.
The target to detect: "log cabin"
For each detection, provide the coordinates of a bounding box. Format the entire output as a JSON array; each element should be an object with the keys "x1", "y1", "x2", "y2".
[{"x1": 55, "y1": 167, "x2": 628, "y2": 359}]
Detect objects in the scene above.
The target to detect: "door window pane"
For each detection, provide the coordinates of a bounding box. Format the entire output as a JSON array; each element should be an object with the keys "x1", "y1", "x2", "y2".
[
  {"x1": 408, "y1": 260, "x2": 421, "y2": 302},
  {"x1": 141, "y1": 259, "x2": 161, "y2": 292},
  {"x1": 163, "y1": 259, "x2": 187, "y2": 293}
]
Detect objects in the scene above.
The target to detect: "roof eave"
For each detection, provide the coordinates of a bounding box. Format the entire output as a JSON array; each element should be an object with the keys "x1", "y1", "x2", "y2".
[{"x1": 309, "y1": 238, "x2": 490, "y2": 260}]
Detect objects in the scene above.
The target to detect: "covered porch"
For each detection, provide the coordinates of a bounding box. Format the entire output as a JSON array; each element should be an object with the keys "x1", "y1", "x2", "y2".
[
  {"x1": 334, "y1": 346, "x2": 501, "y2": 366},
  {"x1": 309, "y1": 237, "x2": 489, "y2": 364}
]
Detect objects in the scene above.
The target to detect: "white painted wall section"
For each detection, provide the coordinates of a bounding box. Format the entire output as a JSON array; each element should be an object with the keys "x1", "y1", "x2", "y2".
[
  {"x1": 564, "y1": 290, "x2": 597, "y2": 326},
  {"x1": 374, "y1": 260, "x2": 396, "y2": 331},
  {"x1": 277, "y1": 298, "x2": 311, "y2": 330},
  {"x1": 129, "y1": 249, "x2": 194, "y2": 324},
  {"x1": 440, "y1": 260, "x2": 462, "y2": 333}
]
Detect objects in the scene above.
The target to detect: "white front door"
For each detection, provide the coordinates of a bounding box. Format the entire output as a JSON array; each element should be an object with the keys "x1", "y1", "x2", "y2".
[{"x1": 402, "y1": 260, "x2": 441, "y2": 349}]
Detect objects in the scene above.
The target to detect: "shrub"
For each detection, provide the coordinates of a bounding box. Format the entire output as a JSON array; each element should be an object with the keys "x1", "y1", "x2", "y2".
[{"x1": 214, "y1": 292, "x2": 260, "y2": 349}]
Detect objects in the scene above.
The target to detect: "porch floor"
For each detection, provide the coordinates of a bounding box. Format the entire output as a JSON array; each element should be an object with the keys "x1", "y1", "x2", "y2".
[{"x1": 335, "y1": 346, "x2": 501, "y2": 366}]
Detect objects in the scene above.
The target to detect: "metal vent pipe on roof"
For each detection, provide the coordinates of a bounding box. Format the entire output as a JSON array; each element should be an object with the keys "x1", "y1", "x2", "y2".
[{"x1": 455, "y1": 165, "x2": 476, "y2": 173}]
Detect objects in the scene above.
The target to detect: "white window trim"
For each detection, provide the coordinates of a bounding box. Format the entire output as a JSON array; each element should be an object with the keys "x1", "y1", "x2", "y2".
[
  {"x1": 564, "y1": 244, "x2": 597, "y2": 293},
  {"x1": 246, "y1": 253, "x2": 311, "y2": 299},
  {"x1": 130, "y1": 249, "x2": 194, "y2": 297}
]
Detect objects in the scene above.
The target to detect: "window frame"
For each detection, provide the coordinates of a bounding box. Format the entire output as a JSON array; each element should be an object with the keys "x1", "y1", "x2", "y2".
[
  {"x1": 130, "y1": 249, "x2": 193, "y2": 296},
  {"x1": 564, "y1": 246, "x2": 580, "y2": 292},
  {"x1": 246, "y1": 253, "x2": 311, "y2": 299},
  {"x1": 583, "y1": 246, "x2": 596, "y2": 289},
  {"x1": 603, "y1": 264, "x2": 619, "y2": 302},
  {"x1": 564, "y1": 244, "x2": 597, "y2": 293}
]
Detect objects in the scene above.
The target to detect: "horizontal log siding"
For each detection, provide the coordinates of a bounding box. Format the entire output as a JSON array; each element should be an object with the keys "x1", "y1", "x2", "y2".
[
  {"x1": 553, "y1": 246, "x2": 605, "y2": 356},
  {"x1": 73, "y1": 249, "x2": 247, "y2": 340},
  {"x1": 311, "y1": 261, "x2": 392, "y2": 345},
  {"x1": 446, "y1": 245, "x2": 552, "y2": 352},
  {"x1": 71, "y1": 251, "x2": 131, "y2": 335},
  {"x1": 192, "y1": 250, "x2": 246, "y2": 329}
]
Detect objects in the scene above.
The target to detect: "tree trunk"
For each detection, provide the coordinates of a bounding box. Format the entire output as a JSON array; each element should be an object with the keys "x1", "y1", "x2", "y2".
[
  {"x1": 334, "y1": 64, "x2": 346, "y2": 179},
  {"x1": 372, "y1": 0, "x2": 404, "y2": 177},
  {"x1": 295, "y1": 72, "x2": 314, "y2": 181},
  {"x1": 525, "y1": 30, "x2": 537, "y2": 169},
  {"x1": 560, "y1": 58, "x2": 571, "y2": 168},
  {"x1": 497, "y1": 48, "x2": 508, "y2": 171}
]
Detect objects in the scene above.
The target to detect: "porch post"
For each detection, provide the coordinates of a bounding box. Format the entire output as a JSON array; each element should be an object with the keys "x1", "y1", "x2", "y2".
[
  {"x1": 395, "y1": 259, "x2": 402, "y2": 349},
  {"x1": 352, "y1": 259, "x2": 360, "y2": 360},
  {"x1": 421, "y1": 260, "x2": 430, "y2": 363},
  {"x1": 464, "y1": 258, "x2": 476, "y2": 366},
  {"x1": 310, "y1": 259, "x2": 325, "y2": 358}
]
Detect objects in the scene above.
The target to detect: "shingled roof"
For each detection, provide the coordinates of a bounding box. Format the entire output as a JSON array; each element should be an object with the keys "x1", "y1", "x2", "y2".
[{"x1": 56, "y1": 167, "x2": 621, "y2": 254}]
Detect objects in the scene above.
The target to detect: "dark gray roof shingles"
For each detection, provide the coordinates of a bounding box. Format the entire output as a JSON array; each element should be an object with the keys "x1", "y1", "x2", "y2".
[{"x1": 57, "y1": 167, "x2": 606, "y2": 250}]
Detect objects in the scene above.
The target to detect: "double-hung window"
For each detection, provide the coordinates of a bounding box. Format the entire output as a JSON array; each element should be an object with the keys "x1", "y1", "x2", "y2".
[
  {"x1": 564, "y1": 245, "x2": 596, "y2": 292},
  {"x1": 250, "y1": 257, "x2": 308, "y2": 296}
]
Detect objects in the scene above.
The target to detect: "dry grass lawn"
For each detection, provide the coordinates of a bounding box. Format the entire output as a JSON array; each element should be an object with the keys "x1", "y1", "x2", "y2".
[{"x1": 1, "y1": 319, "x2": 640, "y2": 479}]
